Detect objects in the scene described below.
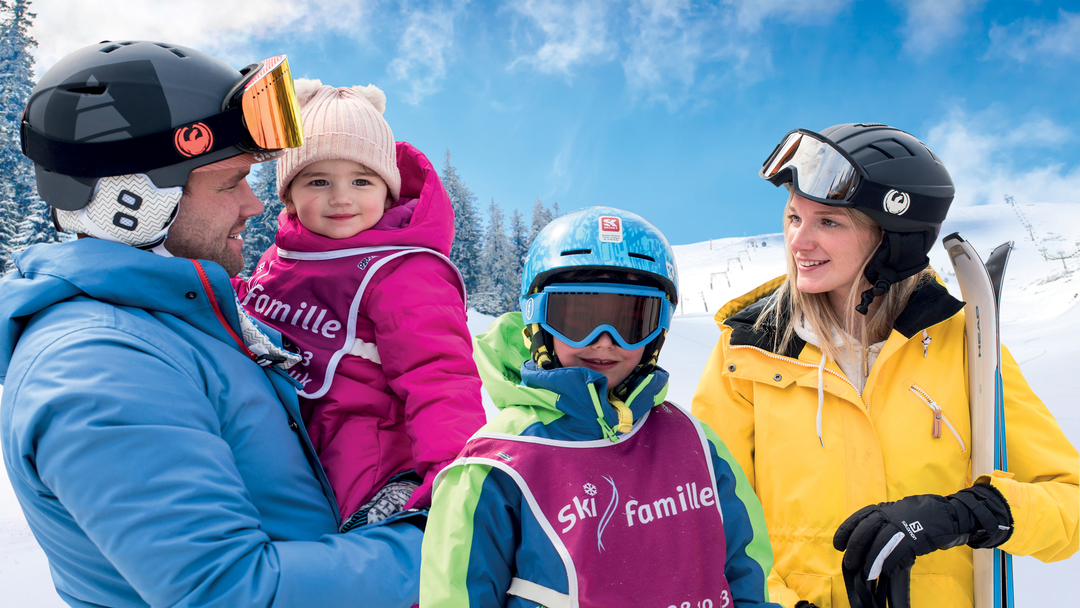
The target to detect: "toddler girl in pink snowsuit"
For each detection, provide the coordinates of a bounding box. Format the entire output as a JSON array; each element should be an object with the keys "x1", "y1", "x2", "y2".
[{"x1": 236, "y1": 80, "x2": 485, "y2": 530}]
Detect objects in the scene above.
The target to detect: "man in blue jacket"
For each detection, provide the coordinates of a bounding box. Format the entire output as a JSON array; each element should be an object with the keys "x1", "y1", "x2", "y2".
[{"x1": 1, "y1": 41, "x2": 422, "y2": 607}]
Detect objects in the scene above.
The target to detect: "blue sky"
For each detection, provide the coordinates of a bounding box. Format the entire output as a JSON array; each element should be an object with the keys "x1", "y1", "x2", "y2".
[{"x1": 29, "y1": 1, "x2": 1080, "y2": 245}]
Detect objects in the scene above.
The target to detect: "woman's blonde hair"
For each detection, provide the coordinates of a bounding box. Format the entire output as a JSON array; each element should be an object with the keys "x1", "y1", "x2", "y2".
[{"x1": 755, "y1": 189, "x2": 928, "y2": 362}]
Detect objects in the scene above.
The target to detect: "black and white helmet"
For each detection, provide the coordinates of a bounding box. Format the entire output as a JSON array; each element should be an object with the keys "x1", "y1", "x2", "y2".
[
  {"x1": 761, "y1": 123, "x2": 955, "y2": 312},
  {"x1": 21, "y1": 41, "x2": 300, "y2": 250}
]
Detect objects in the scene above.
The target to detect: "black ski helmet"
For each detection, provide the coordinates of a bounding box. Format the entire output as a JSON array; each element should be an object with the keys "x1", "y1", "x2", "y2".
[
  {"x1": 764, "y1": 123, "x2": 955, "y2": 313},
  {"x1": 21, "y1": 41, "x2": 279, "y2": 211}
]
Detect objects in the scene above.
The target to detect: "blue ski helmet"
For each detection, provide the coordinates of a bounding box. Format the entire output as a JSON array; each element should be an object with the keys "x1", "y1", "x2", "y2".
[
  {"x1": 519, "y1": 206, "x2": 679, "y2": 385},
  {"x1": 521, "y1": 206, "x2": 679, "y2": 304}
]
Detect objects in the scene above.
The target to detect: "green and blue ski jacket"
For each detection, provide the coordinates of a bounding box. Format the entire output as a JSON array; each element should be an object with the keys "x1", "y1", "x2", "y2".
[{"x1": 419, "y1": 312, "x2": 779, "y2": 607}]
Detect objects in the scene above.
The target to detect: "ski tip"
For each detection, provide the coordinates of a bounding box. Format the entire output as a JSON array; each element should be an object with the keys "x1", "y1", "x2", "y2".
[{"x1": 941, "y1": 232, "x2": 965, "y2": 246}]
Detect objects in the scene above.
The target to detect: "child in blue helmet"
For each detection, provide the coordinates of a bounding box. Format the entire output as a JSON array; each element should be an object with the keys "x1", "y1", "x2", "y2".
[{"x1": 420, "y1": 206, "x2": 781, "y2": 608}]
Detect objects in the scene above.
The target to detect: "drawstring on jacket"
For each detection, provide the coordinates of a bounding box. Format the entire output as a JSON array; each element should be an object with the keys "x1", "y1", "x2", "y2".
[
  {"x1": 816, "y1": 351, "x2": 826, "y2": 448},
  {"x1": 587, "y1": 384, "x2": 620, "y2": 443}
]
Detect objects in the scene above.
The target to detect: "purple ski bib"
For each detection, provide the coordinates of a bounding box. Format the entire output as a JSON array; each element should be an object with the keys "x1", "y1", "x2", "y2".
[
  {"x1": 449, "y1": 403, "x2": 734, "y2": 608},
  {"x1": 240, "y1": 245, "x2": 464, "y2": 399}
]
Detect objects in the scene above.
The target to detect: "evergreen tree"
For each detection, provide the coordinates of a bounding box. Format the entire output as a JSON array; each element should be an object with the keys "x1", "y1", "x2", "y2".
[
  {"x1": 6, "y1": 196, "x2": 55, "y2": 255},
  {"x1": 474, "y1": 199, "x2": 516, "y2": 315},
  {"x1": 240, "y1": 160, "x2": 282, "y2": 277},
  {"x1": 529, "y1": 197, "x2": 554, "y2": 242},
  {"x1": 0, "y1": 0, "x2": 40, "y2": 270},
  {"x1": 442, "y1": 150, "x2": 483, "y2": 296},
  {"x1": 0, "y1": 184, "x2": 19, "y2": 273},
  {"x1": 509, "y1": 208, "x2": 529, "y2": 301}
]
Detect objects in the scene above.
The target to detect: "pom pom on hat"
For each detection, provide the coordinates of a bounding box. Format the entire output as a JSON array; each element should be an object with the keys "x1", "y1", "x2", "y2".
[
  {"x1": 293, "y1": 78, "x2": 324, "y2": 107},
  {"x1": 277, "y1": 81, "x2": 401, "y2": 203},
  {"x1": 353, "y1": 84, "x2": 386, "y2": 114}
]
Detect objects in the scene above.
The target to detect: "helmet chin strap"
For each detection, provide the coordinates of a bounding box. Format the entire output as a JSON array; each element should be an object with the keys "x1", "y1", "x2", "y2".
[{"x1": 857, "y1": 231, "x2": 932, "y2": 315}]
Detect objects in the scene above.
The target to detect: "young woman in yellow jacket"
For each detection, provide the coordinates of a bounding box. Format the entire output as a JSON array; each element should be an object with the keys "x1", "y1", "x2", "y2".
[{"x1": 691, "y1": 123, "x2": 1078, "y2": 608}]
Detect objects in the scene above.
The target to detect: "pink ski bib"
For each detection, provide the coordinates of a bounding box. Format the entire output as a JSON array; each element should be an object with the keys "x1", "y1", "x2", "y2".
[
  {"x1": 240, "y1": 245, "x2": 464, "y2": 399},
  {"x1": 444, "y1": 403, "x2": 734, "y2": 608}
]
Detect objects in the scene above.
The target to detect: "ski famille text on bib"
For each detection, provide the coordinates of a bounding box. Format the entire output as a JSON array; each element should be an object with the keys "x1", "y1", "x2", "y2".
[{"x1": 446, "y1": 403, "x2": 734, "y2": 608}]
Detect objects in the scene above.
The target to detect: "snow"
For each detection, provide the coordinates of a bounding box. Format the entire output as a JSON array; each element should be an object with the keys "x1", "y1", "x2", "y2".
[{"x1": 2, "y1": 202, "x2": 1077, "y2": 605}]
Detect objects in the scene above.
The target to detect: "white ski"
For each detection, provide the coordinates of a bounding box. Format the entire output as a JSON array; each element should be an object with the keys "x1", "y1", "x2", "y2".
[{"x1": 942, "y1": 233, "x2": 1014, "y2": 608}]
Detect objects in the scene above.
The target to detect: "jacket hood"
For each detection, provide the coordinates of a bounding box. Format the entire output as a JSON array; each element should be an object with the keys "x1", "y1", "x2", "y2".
[
  {"x1": 273, "y1": 142, "x2": 454, "y2": 255},
  {"x1": 475, "y1": 312, "x2": 669, "y2": 438},
  {"x1": 0, "y1": 239, "x2": 243, "y2": 383}
]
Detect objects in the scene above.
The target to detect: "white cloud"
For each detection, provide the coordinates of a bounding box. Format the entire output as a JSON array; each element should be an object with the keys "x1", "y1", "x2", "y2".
[
  {"x1": 986, "y1": 9, "x2": 1080, "y2": 63},
  {"x1": 891, "y1": 0, "x2": 986, "y2": 57},
  {"x1": 925, "y1": 108, "x2": 1080, "y2": 209},
  {"x1": 30, "y1": 0, "x2": 373, "y2": 74},
  {"x1": 623, "y1": 0, "x2": 705, "y2": 102},
  {"x1": 507, "y1": 0, "x2": 616, "y2": 75},
  {"x1": 388, "y1": 3, "x2": 463, "y2": 105},
  {"x1": 721, "y1": 0, "x2": 850, "y2": 32},
  {"x1": 622, "y1": 0, "x2": 769, "y2": 108}
]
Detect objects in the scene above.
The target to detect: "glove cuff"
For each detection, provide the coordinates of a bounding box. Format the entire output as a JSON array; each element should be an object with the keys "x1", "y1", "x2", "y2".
[{"x1": 951, "y1": 483, "x2": 1013, "y2": 548}]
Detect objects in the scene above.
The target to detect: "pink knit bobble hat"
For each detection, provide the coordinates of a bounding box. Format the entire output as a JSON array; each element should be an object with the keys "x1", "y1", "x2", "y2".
[{"x1": 277, "y1": 79, "x2": 401, "y2": 203}]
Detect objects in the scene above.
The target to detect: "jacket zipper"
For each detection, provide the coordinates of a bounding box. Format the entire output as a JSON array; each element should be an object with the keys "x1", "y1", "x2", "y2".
[
  {"x1": 191, "y1": 260, "x2": 258, "y2": 362},
  {"x1": 908, "y1": 384, "x2": 966, "y2": 452},
  {"x1": 728, "y1": 344, "x2": 865, "y2": 409}
]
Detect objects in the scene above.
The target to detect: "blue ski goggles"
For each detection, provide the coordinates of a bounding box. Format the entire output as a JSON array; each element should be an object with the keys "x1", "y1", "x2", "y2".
[{"x1": 520, "y1": 283, "x2": 674, "y2": 350}]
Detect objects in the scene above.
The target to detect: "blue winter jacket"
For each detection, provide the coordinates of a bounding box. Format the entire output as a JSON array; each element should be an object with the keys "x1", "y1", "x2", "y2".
[
  {"x1": 420, "y1": 312, "x2": 779, "y2": 607},
  {"x1": 0, "y1": 239, "x2": 422, "y2": 608}
]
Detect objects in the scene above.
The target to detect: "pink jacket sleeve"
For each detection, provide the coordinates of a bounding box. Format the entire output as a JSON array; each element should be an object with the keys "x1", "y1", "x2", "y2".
[{"x1": 363, "y1": 254, "x2": 486, "y2": 509}]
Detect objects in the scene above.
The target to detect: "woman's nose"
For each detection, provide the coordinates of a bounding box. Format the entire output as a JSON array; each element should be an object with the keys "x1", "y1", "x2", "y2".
[{"x1": 787, "y1": 225, "x2": 812, "y2": 252}]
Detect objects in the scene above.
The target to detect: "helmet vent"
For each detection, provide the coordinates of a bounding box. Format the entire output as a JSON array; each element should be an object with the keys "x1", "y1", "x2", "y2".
[
  {"x1": 169, "y1": 48, "x2": 187, "y2": 58},
  {"x1": 868, "y1": 139, "x2": 914, "y2": 160},
  {"x1": 66, "y1": 85, "x2": 107, "y2": 95},
  {"x1": 99, "y1": 41, "x2": 135, "y2": 53},
  {"x1": 628, "y1": 252, "x2": 655, "y2": 262},
  {"x1": 561, "y1": 249, "x2": 592, "y2": 256}
]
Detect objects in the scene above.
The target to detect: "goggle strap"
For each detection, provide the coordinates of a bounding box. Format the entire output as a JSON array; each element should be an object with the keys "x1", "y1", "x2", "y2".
[
  {"x1": 850, "y1": 180, "x2": 952, "y2": 225},
  {"x1": 21, "y1": 107, "x2": 248, "y2": 178}
]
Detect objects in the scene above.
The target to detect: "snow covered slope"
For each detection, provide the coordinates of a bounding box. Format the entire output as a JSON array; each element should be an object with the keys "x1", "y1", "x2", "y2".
[{"x1": 2, "y1": 202, "x2": 1077, "y2": 605}]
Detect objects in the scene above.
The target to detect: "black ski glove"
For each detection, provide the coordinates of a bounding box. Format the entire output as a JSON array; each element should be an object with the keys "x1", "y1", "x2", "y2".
[{"x1": 832, "y1": 483, "x2": 1011, "y2": 608}]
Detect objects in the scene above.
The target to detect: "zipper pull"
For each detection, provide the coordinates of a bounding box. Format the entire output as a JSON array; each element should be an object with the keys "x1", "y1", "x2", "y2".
[
  {"x1": 610, "y1": 398, "x2": 634, "y2": 434},
  {"x1": 922, "y1": 330, "x2": 931, "y2": 358},
  {"x1": 932, "y1": 407, "x2": 942, "y2": 438}
]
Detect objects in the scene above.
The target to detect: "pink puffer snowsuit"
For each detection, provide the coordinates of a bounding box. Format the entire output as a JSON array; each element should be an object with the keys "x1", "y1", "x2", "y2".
[{"x1": 236, "y1": 142, "x2": 485, "y2": 522}]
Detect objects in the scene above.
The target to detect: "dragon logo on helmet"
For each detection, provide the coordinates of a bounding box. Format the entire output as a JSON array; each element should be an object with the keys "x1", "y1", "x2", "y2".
[
  {"x1": 174, "y1": 122, "x2": 214, "y2": 157},
  {"x1": 883, "y1": 189, "x2": 911, "y2": 216}
]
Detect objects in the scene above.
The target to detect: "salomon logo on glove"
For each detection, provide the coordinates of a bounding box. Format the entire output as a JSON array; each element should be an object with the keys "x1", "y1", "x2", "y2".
[{"x1": 832, "y1": 484, "x2": 1012, "y2": 608}]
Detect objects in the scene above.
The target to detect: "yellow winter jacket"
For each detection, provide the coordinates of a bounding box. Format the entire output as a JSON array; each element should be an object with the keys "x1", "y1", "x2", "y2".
[{"x1": 691, "y1": 277, "x2": 1078, "y2": 608}]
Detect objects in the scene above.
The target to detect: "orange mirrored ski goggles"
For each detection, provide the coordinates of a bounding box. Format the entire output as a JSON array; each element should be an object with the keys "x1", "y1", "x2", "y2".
[{"x1": 225, "y1": 55, "x2": 304, "y2": 151}]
